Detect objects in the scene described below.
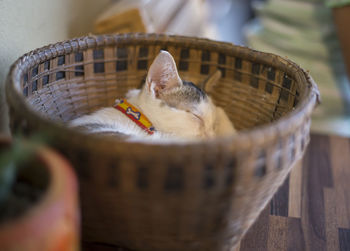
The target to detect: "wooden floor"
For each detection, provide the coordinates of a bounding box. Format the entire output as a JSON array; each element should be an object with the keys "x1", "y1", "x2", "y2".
[
  {"x1": 238, "y1": 133, "x2": 350, "y2": 251},
  {"x1": 82, "y1": 133, "x2": 350, "y2": 251}
]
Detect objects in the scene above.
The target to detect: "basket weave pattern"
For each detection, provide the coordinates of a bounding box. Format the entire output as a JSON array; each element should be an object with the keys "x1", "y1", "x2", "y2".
[{"x1": 6, "y1": 33, "x2": 319, "y2": 251}]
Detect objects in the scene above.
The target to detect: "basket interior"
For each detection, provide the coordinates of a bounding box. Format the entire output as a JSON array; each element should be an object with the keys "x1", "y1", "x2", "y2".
[{"x1": 20, "y1": 40, "x2": 301, "y2": 131}]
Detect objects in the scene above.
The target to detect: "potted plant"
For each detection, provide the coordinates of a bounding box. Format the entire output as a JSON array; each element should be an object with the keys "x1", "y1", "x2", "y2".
[{"x1": 0, "y1": 135, "x2": 80, "y2": 251}]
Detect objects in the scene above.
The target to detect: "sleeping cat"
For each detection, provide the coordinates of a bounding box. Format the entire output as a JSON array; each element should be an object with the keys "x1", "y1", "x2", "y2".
[{"x1": 70, "y1": 51, "x2": 235, "y2": 141}]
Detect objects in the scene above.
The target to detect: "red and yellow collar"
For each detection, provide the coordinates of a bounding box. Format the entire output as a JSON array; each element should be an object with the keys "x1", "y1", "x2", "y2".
[{"x1": 114, "y1": 99, "x2": 155, "y2": 135}]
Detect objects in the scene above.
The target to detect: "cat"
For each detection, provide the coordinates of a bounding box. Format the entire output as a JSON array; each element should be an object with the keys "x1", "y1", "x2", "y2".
[{"x1": 69, "y1": 51, "x2": 235, "y2": 142}]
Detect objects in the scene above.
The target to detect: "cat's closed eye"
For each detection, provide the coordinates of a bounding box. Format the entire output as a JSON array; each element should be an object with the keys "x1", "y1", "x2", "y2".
[
  {"x1": 186, "y1": 110, "x2": 203, "y2": 123},
  {"x1": 192, "y1": 113, "x2": 202, "y2": 121}
]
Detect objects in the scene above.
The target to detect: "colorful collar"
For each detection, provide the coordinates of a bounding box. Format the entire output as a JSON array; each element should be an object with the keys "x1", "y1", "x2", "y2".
[{"x1": 114, "y1": 99, "x2": 155, "y2": 135}]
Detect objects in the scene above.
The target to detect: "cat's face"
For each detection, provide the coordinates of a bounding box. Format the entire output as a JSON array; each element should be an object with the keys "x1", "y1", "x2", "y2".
[
  {"x1": 133, "y1": 51, "x2": 233, "y2": 139},
  {"x1": 156, "y1": 78, "x2": 217, "y2": 138}
]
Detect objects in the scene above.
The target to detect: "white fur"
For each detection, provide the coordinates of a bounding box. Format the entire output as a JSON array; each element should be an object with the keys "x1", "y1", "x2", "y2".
[
  {"x1": 70, "y1": 51, "x2": 235, "y2": 142},
  {"x1": 70, "y1": 88, "x2": 234, "y2": 142}
]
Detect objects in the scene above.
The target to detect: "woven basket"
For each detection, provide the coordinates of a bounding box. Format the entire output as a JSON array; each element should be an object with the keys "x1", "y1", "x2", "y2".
[{"x1": 6, "y1": 33, "x2": 319, "y2": 251}]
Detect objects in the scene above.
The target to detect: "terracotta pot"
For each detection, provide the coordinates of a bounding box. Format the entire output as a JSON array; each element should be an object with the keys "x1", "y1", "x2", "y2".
[{"x1": 0, "y1": 136, "x2": 80, "y2": 251}]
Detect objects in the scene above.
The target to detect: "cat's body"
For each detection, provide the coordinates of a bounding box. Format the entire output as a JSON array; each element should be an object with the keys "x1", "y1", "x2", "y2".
[{"x1": 70, "y1": 51, "x2": 235, "y2": 142}]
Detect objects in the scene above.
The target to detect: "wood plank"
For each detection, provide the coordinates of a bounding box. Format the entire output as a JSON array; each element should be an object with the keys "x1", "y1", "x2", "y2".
[
  {"x1": 307, "y1": 134, "x2": 334, "y2": 188},
  {"x1": 288, "y1": 160, "x2": 302, "y2": 218},
  {"x1": 240, "y1": 205, "x2": 270, "y2": 251},
  {"x1": 286, "y1": 217, "x2": 305, "y2": 251},
  {"x1": 270, "y1": 175, "x2": 289, "y2": 217},
  {"x1": 300, "y1": 134, "x2": 331, "y2": 251},
  {"x1": 267, "y1": 216, "x2": 288, "y2": 251},
  {"x1": 339, "y1": 228, "x2": 350, "y2": 251},
  {"x1": 330, "y1": 136, "x2": 350, "y2": 228},
  {"x1": 324, "y1": 188, "x2": 340, "y2": 251}
]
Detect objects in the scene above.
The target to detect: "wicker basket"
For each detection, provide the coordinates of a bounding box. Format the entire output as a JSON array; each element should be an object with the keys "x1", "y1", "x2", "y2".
[{"x1": 6, "y1": 33, "x2": 319, "y2": 251}]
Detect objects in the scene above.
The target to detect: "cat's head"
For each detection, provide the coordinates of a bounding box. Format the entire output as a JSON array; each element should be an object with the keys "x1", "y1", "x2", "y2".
[{"x1": 134, "y1": 51, "x2": 234, "y2": 139}]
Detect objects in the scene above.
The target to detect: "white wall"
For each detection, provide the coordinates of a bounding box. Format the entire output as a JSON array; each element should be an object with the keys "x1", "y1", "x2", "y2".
[{"x1": 0, "y1": 0, "x2": 111, "y2": 134}]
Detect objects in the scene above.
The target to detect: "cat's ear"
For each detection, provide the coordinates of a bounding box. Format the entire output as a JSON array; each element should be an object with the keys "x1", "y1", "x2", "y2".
[
  {"x1": 146, "y1": 51, "x2": 182, "y2": 97},
  {"x1": 201, "y1": 70, "x2": 222, "y2": 94}
]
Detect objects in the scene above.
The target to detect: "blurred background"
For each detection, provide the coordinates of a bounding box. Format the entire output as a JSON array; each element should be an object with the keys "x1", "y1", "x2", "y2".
[{"x1": 1, "y1": 0, "x2": 349, "y2": 136}]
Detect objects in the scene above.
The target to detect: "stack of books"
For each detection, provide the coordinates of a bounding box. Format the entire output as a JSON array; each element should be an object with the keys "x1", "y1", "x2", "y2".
[{"x1": 245, "y1": 0, "x2": 350, "y2": 136}]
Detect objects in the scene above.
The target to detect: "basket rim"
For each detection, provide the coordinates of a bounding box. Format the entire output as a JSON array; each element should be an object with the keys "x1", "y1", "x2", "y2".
[{"x1": 5, "y1": 33, "x2": 320, "y2": 152}]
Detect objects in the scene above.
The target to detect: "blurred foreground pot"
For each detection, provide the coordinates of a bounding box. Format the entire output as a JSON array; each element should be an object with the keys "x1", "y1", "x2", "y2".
[{"x1": 0, "y1": 136, "x2": 80, "y2": 251}]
